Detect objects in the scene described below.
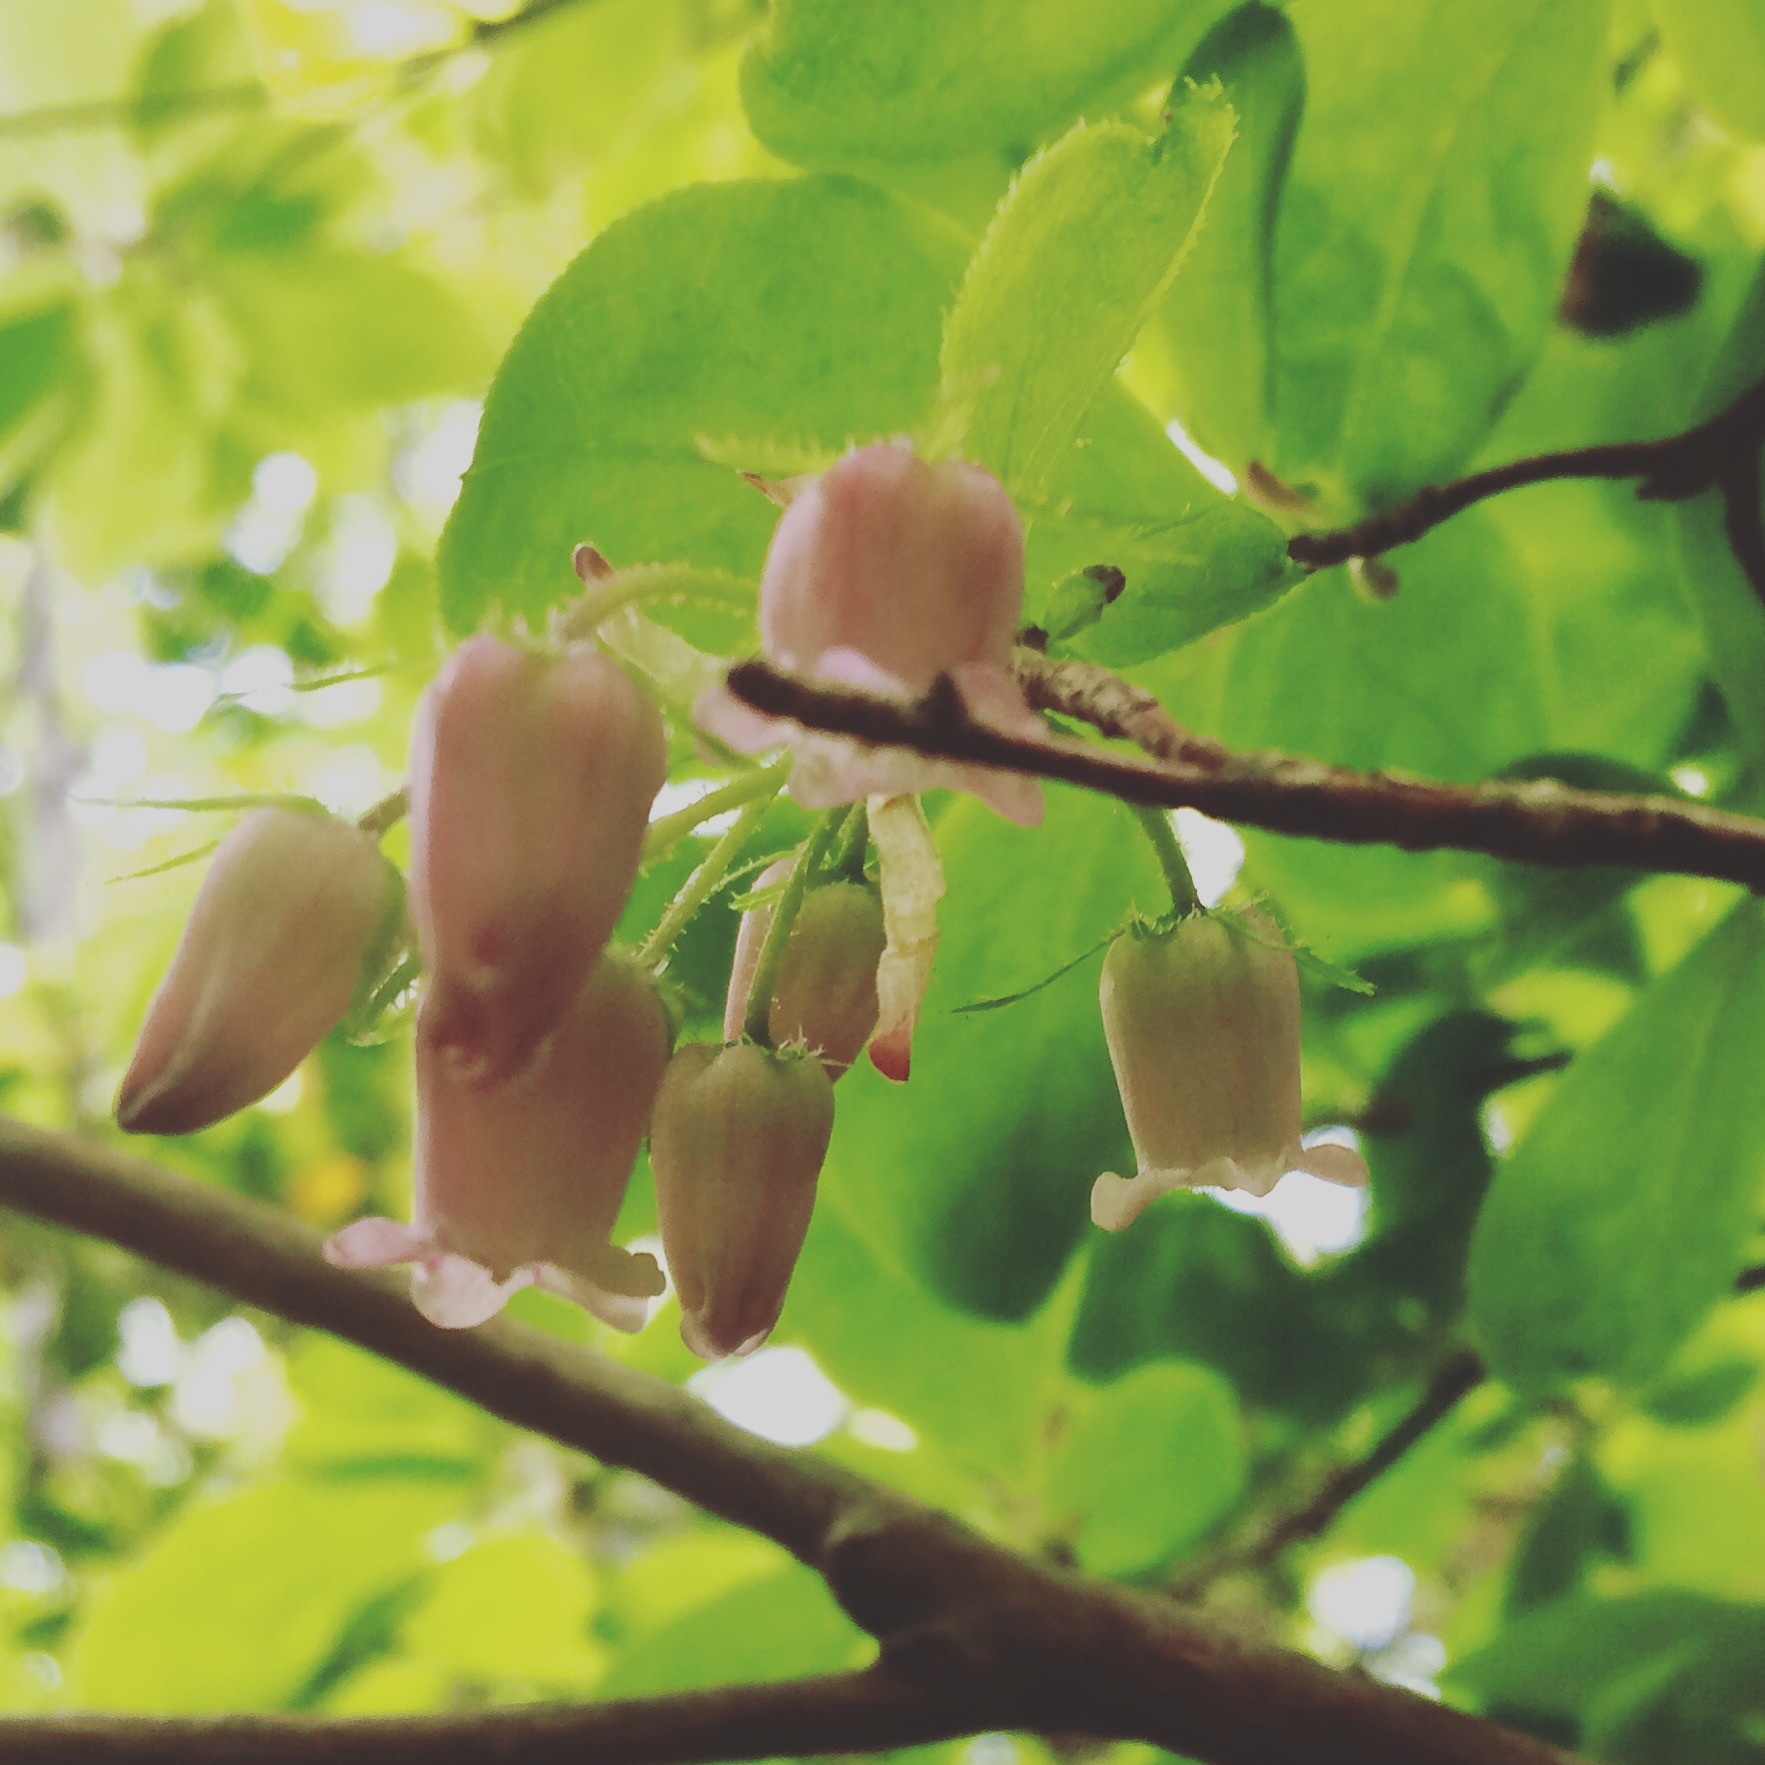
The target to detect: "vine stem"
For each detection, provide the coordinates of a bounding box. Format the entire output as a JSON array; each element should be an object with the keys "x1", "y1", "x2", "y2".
[
  {"x1": 1132, "y1": 805, "x2": 1200, "y2": 917},
  {"x1": 639, "y1": 794, "x2": 774, "y2": 969},
  {"x1": 741, "y1": 811, "x2": 844, "y2": 1044},
  {"x1": 642, "y1": 760, "x2": 791, "y2": 860}
]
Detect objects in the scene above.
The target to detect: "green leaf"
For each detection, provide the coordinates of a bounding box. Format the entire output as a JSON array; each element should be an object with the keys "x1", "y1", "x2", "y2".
[
  {"x1": 0, "y1": 290, "x2": 77, "y2": 484},
  {"x1": 1047, "y1": 1362, "x2": 1247, "y2": 1575},
  {"x1": 438, "y1": 176, "x2": 967, "y2": 633},
  {"x1": 1218, "y1": 511, "x2": 1546, "y2": 952},
  {"x1": 1068, "y1": 511, "x2": 1299, "y2": 667},
  {"x1": 1468, "y1": 901, "x2": 1765, "y2": 1392},
  {"x1": 741, "y1": 0, "x2": 1212, "y2": 168},
  {"x1": 210, "y1": 249, "x2": 492, "y2": 420},
  {"x1": 785, "y1": 1202, "x2": 1067, "y2": 1477},
  {"x1": 399, "y1": 1531, "x2": 605, "y2": 1690},
  {"x1": 65, "y1": 1477, "x2": 460, "y2": 1711},
  {"x1": 1674, "y1": 257, "x2": 1765, "y2": 766},
  {"x1": 1653, "y1": 0, "x2": 1765, "y2": 139},
  {"x1": 1454, "y1": 1592, "x2": 1765, "y2": 1761},
  {"x1": 822, "y1": 786, "x2": 1162, "y2": 1321},
  {"x1": 1271, "y1": 0, "x2": 1611, "y2": 509},
  {"x1": 1158, "y1": 2, "x2": 1304, "y2": 470},
  {"x1": 596, "y1": 1565, "x2": 866, "y2": 1697},
  {"x1": 940, "y1": 96, "x2": 1234, "y2": 505},
  {"x1": 1023, "y1": 386, "x2": 1299, "y2": 656}
]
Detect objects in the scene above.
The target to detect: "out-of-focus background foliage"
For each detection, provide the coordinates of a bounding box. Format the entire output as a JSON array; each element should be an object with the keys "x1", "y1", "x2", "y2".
[{"x1": 1, "y1": 0, "x2": 1764, "y2": 1757}]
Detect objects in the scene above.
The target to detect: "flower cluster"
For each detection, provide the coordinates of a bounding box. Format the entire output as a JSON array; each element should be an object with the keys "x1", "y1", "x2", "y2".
[{"x1": 114, "y1": 438, "x2": 1353, "y2": 1362}]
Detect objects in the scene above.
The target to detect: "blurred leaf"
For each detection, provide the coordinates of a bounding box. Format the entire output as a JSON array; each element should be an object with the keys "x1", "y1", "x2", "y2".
[
  {"x1": 399, "y1": 1530, "x2": 605, "y2": 1689},
  {"x1": 1272, "y1": 0, "x2": 1610, "y2": 508},
  {"x1": 741, "y1": 0, "x2": 1212, "y2": 167},
  {"x1": 941, "y1": 97, "x2": 1232, "y2": 504},
  {"x1": 786, "y1": 1202, "x2": 1067, "y2": 1478},
  {"x1": 1454, "y1": 1592, "x2": 1765, "y2": 1763},
  {"x1": 284, "y1": 1335, "x2": 494, "y2": 1474},
  {"x1": 439, "y1": 176, "x2": 967, "y2": 633},
  {"x1": 1047, "y1": 1361, "x2": 1247, "y2": 1575},
  {"x1": 596, "y1": 1565, "x2": 867, "y2": 1697},
  {"x1": 40, "y1": 266, "x2": 244, "y2": 577},
  {"x1": 1652, "y1": 0, "x2": 1765, "y2": 140},
  {"x1": 210, "y1": 250, "x2": 491, "y2": 420},
  {"x1": 1469, "y1": 901, "x2": 1765, "y2": 1392},
  {"x1": 1159, "y1": 2, "x2": 1304, "y2": 469},
  {"x1": 66, "y1": 1477, "x2": 458, "y2": 1712},
  {"x1": 1505, "y1": 1455, "x2": 1627, "y2": 1615},
  {"x1": 1674, "y1": 257, "x2": 1765, "y2": 765}
]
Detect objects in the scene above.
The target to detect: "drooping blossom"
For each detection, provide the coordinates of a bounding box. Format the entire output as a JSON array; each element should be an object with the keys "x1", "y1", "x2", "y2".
[
  {"x1": 649, "y1": 1041, "x2": 835, "y2": 1360},
  {"x1": 410, "y1": 634, "x2": 665, "y2": 1088},
  {"x1": 326, "y1": 953, "x2": 669, "y2": 1329},
  {"x1": 866, "y1": 793, "x2": 944, "y2": 1082},
  {"x1": 697, "y1": 441, "x2": 1045, "y2": 825},
  {"x1": 723, "y1": 860, "x2": 885, "y2": 1079},
  {"x1": 117, "y1": 806, "x2": 402, "y2": 1135},
  {"x1": 1091, "y1": 911, "x2": 1367, "y2": 1231}
]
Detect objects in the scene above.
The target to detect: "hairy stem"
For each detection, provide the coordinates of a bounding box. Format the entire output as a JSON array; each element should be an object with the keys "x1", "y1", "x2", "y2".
[
  {"x1": 639, "y1": 794, "x2": 774, "y2": 968},
  {"x1": 741, "y1": 810, "x2": 843, "y2": 1044},
  {"x1": 642, "y1": 760, "x2": 790, "y2": 861},
  {"x1": 1133, "y1": 805, "x2": 1201, "y2": 917}
]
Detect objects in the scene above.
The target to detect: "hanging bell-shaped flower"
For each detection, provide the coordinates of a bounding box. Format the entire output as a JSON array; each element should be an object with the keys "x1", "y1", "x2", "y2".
[
  {"x1": 650, "y1": 1041, "x2": 835, "y2": 1360},
  {"x1": 411, "y1": 634, "x2": 665, "y2": 1088},
  {"x1": 723, "y1": 860, "x2": 885, "y2": 1079},
  {"x1": 696, "y1": 441, "x2": 1045, "y2": 825},
  {"x1": 1091, "y1": 912, "x2": 1367, "y2": 1231},
  {"x1": 326, "y1": 952, "x2": 669, "y2": 1329},
  {"x1": 116, "y1": 806, "x2": 403, "y2": 1136}
]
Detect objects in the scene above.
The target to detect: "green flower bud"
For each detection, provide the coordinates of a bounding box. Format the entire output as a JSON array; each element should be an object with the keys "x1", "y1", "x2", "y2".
[
  {"x1": 1092, "y1": 911, "x2": 1366, "y2": 1231},
  {"x1": 650, "y1": 1041, "x2": 835, "y2": 1360}
]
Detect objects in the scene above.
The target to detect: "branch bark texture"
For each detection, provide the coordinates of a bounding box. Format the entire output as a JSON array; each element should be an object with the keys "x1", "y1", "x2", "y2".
[
  {"x1": 0, "y1": 1116, "x2": 1581, "y2": 1765},
  {"x1": 1286, "y1": 374, "x2": 1765, "y2": 602},
  {"x1": 728, "y1": 661, "x2": 1765, "y2": 891}
]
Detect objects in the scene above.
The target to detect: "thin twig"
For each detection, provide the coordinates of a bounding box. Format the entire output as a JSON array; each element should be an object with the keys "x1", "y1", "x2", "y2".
[
  {"x1": 0, "y1": 1117, "x2": 1583, "y2": 1765},
  {"x1": 1287, "y1": 375, "x2": 1765, "y2": 601},
  {"x1": 726, "y1": 662, "x2": 1765, "y2": 891},
  {"x1": 1173, "y1": 1351, "x2": 1486, "y2": 1598}
]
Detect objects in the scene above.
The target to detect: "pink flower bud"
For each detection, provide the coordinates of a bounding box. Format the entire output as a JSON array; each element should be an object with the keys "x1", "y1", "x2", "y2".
[
  {"x1": 650, "y1": 1042, "x2": 835, "y2": 1360},
  {"x1": 723, "y1": 862, "x2": 885, "y2": 1079},
  {"x1": 116, "y1": 807, "x2": 402, "y2": 1136},
  {"x1": 1091, "y1": 912, "x2": 1367, "y2": 1231},
  {"x1": 326, "y1": 953, "x2": 669, "y2": 1329},
  {"x1": 411, "y1": 635, "x2": 666, "y2": 1088},
  {"x1": 696, "y1": 441, "x2": 1045, "y2": 825}
]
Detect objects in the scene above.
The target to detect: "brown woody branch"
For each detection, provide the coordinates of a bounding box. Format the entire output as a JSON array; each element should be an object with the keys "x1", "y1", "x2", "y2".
[
  {"x1": 0, "y1": 1671, "x2": 969, "y2": 1765},
  {"x1": 1173, "y1": 1351, "x2": 1487, "y2": 1598},
  {"x1": 0, "y1": 1116, "x2": 1580, "y2": 1765},
  {"x1": 728, "y1": 661, "x2": 1765, "y2": 890},
  {"x1": 1287, "y1": 375, "x2": 1765, "y2": 602}
]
